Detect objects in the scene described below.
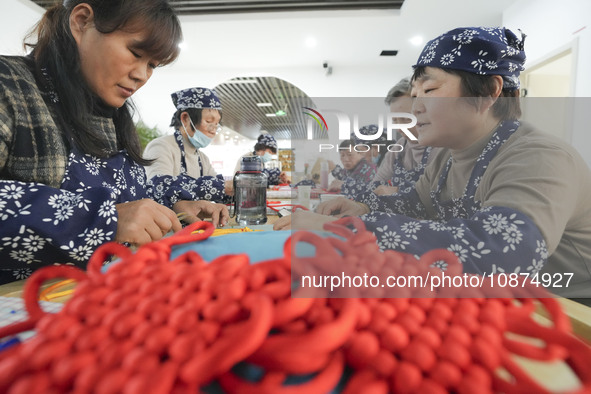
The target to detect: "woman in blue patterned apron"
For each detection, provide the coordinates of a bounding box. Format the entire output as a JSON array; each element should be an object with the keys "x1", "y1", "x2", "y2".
[
  {"x1": 0, "y1": 0, "x2": 228, "y2": 284},
  {"x1": 329, "y1": 137, "x2": 377, "y2": 195},
  {"x1": 276, "y1": 27, "x2": 591, "y2": 299},
  {"x1": 144, "y1": 87, "x2": 233, "y2": 205},
  {"x1": 234, "y1": 134, "x2": 288, "y2": 185}
]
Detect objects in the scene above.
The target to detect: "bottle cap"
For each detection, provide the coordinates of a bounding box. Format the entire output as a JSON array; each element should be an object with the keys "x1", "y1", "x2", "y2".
[{"x1": 240, "y1": 156, "x2": 263, "y2": 172}]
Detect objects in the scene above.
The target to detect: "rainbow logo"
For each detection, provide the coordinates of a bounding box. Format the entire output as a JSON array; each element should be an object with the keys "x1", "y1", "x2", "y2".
[{"x1": 302, "y1": 107, "x2": 328, "y2": 131}]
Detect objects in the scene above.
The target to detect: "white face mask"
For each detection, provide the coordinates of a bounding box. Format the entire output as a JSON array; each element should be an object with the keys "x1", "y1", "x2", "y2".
[
  {"x1": 183, "y1": 119, "x2": 213, "y2": 149},
  {"x1": 260, "y1": 152, "x2": 273, "y2": 163}
]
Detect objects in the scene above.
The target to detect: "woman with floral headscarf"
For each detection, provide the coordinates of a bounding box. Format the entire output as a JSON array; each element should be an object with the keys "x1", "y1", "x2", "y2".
[
  {"x1": 234, "y1": 134, "x2": 288, "y2": 185},
  {"x1": 276, "y1": 27, "x2": 591, "y2": 300},
  {"x1": 144, "y1": 87, "x2": 233, "y2": 207}
]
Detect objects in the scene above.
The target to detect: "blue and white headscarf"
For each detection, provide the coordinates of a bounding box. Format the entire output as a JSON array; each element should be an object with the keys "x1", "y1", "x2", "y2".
[
  {"x1": 171, "y1": 87, "x2": 222, "y2": 111},
  {"x1": 351, "y1": 124, "x2": 388, "y2": 145},
  {"x1": 413, "y1": 27, "x2": 526, "y2": 90},
  {"x1": 257, "y1": 134, "x2": 277, "y2": 150}
]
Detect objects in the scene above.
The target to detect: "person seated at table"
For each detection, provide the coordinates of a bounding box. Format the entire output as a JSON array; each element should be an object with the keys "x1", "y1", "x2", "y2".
[
  {"x1": 327, "y1": 139, "x2": 377, "y2": 193},
  {"x1": 0, "y1": 0, "x2": 227, "y2": 284},
  {"x1": 144, "y1": 87, "x2": 233, "y2": 205},
  {"x1": 275, "y1": 26, "x2": 591, "y2": 299},
  {"x1": 373, "y1": 77, "x2": 444, "y2": 196},
  {"x1": 328, "y1": 125, "x2": 386, "y2": 182},
  {"x1": 234, "y1": 134, "x2": 288, "y2": 185}
]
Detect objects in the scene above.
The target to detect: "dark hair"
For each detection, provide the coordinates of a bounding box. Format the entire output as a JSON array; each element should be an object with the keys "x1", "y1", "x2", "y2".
[
  {"x1": 254, "y1": 135, "x2": 277, "y2": 154},
  {"x1": 26, "y1": 0, "x2": 182, "y2": 165},
  {"x1": 339, "y1": 139, "x2": 354, "y2": 149},
  {"x1": 412, "y1": 67, "x2": 521, "y2": 120},
  {"x1": 384, "y1": 77, "x2": 411, "y2": 105},
  {"x1": 170, "y1": 108, "x2": 223, "y2": 130}
]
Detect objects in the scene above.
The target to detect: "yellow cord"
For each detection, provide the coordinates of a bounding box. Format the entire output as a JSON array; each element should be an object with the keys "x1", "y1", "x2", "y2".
[
  {"x1": 38, "y1": 279, "x2": 76, "y2": 301},
  {"x1": 192, "y1": 227, "x2": 262, "y2": 237}
]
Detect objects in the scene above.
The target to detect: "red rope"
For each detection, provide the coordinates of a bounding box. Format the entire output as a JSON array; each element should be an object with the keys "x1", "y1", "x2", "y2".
[{"x1": 0, "y1": 219, "x2": 590, "y2": 393}]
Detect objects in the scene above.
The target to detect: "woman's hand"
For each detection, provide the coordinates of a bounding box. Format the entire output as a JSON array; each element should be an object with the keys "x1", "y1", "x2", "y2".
[
  {"x1": 315, "y1": 197, "x2": 370, "y2": 217},
  {"x1": 273, "y1": 211, "x2": 338, "y2": 231},
  {"x1": 328, "y1": 179, "x2": 344, "y2": 192},
  {"x1": 224, "y1": 180, "x2": 234, "y2": 196},
  {"x1": 373, "y1": 185, "x2": 399, "y2": 196},
  {"x1": 173, "y1": 200, "x2": 230, "y2": 228},
  {"x1": 115, "y1": 199, "x2": 182, "y2": 245},
  {"x1": 279, "y1": 171, "x2": 290, "y2": 184}
]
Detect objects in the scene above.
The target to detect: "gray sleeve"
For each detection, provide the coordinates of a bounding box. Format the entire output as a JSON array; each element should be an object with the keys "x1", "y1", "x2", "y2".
[
  {"x1": 143, "y1": 138, "x2": 177, "y2": 179},
  {"x1": 0, "y1": 93, "x2": 13, "y2": 171},
  {"x1": 479, "y1": 138, "x2": 581, "y2": 254}
]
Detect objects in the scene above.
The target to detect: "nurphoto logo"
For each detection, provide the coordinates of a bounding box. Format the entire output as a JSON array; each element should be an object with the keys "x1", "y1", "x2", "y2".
[{"x1": 303, "y1": 107, "x2": 417, "y2": 152}]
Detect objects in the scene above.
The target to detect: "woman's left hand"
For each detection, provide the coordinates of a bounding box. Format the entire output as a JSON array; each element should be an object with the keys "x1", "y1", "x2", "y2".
[
  {"x1": 328, "y1": 179, "x2": 344, "y2": 192},
  {"x1": 173, "y1": 200, "x2": 230, "y2": 228},
  {"x1": 279, "y1": 171, "x2": 290, "y2": 184}
]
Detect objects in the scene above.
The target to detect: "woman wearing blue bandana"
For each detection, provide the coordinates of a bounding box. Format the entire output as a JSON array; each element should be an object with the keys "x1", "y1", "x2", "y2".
[
  {"x1": 234, "y1": 134, "x2": 288, "y2": 185},
  {"x1": 328, "y1": 134, "x2": 378, "y2": 194},
  {"x1": 144, "y1": 87, "x2": 233, "y2": 207},
  {"x1": 276, "y1": 27, "x2": 591, "y2": 300}
]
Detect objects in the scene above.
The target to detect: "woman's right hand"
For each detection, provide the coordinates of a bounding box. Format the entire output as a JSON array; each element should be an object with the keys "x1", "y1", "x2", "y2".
[
  {"x1": 315, "y1": 197, "x2": 370, "y2": 217},
  {"x1": 115, "y1": 199, "x2": 182, "y2": 245},
  {"x1": 328, "y1": 179, "x2": 344, "y2": 192}
]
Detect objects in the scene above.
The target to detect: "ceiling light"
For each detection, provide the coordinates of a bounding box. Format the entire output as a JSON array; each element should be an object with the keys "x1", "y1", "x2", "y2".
[
  {"x1": 257, "y1": 103, "x2": 273, "y2": 107},
  {"x1": 305, "y1": 36, "x2": 317, "y2": 48},
  {"x1": 266, "y1": 113, "x2": 277, "y2": 117},
  {"x1": 380, "y1": 50, "x2": 398, "y2": 56},
  {"x1": 178, "y1": 41, "x2": 188, "y2": 50},
  {"x1": 410, "y1": 36, "x2": 424, "y2": 46}
]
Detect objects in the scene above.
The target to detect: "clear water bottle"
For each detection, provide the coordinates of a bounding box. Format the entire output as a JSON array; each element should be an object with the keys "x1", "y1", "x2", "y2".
[{"x1": 233, "y1": 156, "x2": 268, "y2": 225}]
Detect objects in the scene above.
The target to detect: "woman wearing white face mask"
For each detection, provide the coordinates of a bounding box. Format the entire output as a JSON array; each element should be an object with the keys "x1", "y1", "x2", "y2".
[
  {"x1": 234, "y1": 134, "x2": 288, "y2": 185},
  {"x1": 144, "y1": 87, "x2": 233, "y2": 206}
]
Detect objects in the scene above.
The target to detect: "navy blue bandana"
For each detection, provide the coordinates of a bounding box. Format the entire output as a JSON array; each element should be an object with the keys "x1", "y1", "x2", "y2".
[
  {"x1": 413, "y1": 27, "x2": 526, "y2": 90},
  {"x1": 351, "y1": 124, "x2": 388, "y2": 145},
  {"x1": 171, "y1": 87, "x2": 222, "y2": 111},
  {"x1": 257, "y1": 134, "x2": 277, "y2": 150}
]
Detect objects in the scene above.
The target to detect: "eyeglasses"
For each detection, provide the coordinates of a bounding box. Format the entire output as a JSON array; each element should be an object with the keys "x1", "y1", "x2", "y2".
[{"x1": 202, "y1": 123, "x2": 223, "y2": 134}]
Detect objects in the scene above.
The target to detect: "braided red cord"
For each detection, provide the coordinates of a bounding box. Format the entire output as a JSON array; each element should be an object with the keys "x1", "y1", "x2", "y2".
[{"x1": 0, "y1": 219, "x2": 590, "y2": 393}]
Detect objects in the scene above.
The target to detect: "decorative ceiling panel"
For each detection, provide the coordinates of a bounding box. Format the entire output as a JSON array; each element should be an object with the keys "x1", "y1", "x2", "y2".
[{"x1": 214, "y1": 77, "x2": 323, "y2": 141}]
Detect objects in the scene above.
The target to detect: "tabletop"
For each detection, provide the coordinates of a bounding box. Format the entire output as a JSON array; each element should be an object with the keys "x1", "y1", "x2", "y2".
[{"x1": 1, "y1": 207, "x2": 590, "y2": 391}]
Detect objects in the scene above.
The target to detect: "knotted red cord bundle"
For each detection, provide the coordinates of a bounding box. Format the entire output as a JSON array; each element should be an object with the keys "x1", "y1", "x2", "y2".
[{"x1": 0, "y1": 219, "x2": 590, "y2": 393}]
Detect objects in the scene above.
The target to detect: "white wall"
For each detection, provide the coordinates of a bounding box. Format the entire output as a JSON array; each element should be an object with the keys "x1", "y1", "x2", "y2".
[
  {"x1": 503, "y1": 0, "x2": 591, "y2": 165},
  {"x1": 0, "y1": 0, "x2": 43, "y2": 55}
]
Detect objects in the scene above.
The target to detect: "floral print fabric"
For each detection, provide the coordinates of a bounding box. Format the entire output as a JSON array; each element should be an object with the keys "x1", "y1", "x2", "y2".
[
  {"x1": 360, "y1": 120, "x2": 548, "y2": 275},
  {"x1": 0, "y1": 147, "x2": 147, "y2": 284},
  {"x1": 147, "y1": 129, "x2": 228, "y2": 207}
]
